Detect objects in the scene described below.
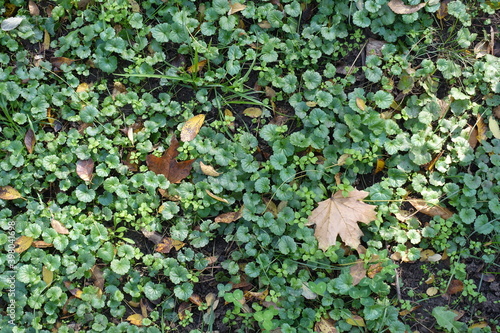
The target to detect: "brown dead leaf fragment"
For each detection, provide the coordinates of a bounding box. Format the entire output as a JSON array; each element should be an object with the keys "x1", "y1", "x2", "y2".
[
  {"x1": 476, "y1": 114, "x2": 487, "y2": 142},
  {"x1": 50, "y1": 57, "x2": 76, "y2": 71},
  {"x1": 155, "y1": 237, "x2": 185, "y2": 253},
  {"x1": 76, "y1": 159, "x2": 94, "y2": 182},
  {"x1": 228, "y1": 2, "x2": 246, "y2": 15},
  {"x1": 64, "y1": 281, "x2": 83, "y2": 299},
  {"x1": 200, "y1": 161, "x2": 221, "y2": 177},
  {"x1": 127, "y1": 313, "x2": 144, "y2": 326},
  {"x1": 447, "y1": 279, "x2": 464, "y2": 295},
  {"x1": 314, "y1": 316, "x2": 338, "y2": 333},
  {"x1": 146, "y1": 136, "x2": 195, "y2": 183},
  {"x1": 0, "y1": 186, "x2": 22, "y2": 200},
  {"x1": 306, "y1": 190, "x2": 377, "y2": 250},
  {"x1": 387, "y1": 0, "x2": 426, "y2": 14},
  {"x1": 350, "y1": 261, "x2": 366, "y2": 286},
  {"x1": 42, "y1": 266, "x2": 53, "y2": 285},
  {"x1": 187, "y1": 59, "x2": 207, "y2": 73},
  {"x1": 436, "y1": 0, "x2": 451, "y2": 19},
  {"x1": 180, "y1": 114, "x2": 205, "y2": 142},
  {"x1": 32, "y1": 240, "x2": 53, "y2": 248},
  {"x1": 206, "y1": 189, "x2": 229, "y2": 203},
  {"x1": 28, "y1": 1, "x2": 40, "y2": 16},
  {"x1": 91, "y1": 265, "x2": 105, "y2": 292},
  {"x1": 408, "y1": 199, "x2": 454, "y2": 219}
]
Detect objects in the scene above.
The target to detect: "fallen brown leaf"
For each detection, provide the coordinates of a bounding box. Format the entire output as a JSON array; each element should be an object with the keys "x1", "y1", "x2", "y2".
[
  {"x1": 199, "y1": 161, "x2": 221, "y2": 177},
  {"x1": 76, "y1": 159, "x2": 94, "y2": 182},
  {"x1": 349, "y1": 261, "x2": 366, "y2": 286},
  {"x1": 215, "y1": 210, "x2": 242, "y2": 223},
  {"x1": 14, "y1": 236, "x2": 33, "y2": 253},
  {"x1": 32, "y1": 240, "x2": 53, "y2": 248},
  {"x1": 476, "y1": 114, "x2": 487, "y2": 142},
  {"x1": 64, "y1": 281, "x2": 83, "y2": 299},
  {"x1": 24, "y1": 129, "x2": 36, "y2": 154},
  {"x1": 146, "y1": 136, "x2": 195, "y2": 183},
  {"x1": 408, "y1": 199, "x2": 454, "y2": 219},
  {"x1": 306, "y1": 190, "x2": 377, "y2": 250},
  {"x1": 447, "y1": 279, "x2": 464, "y2": 295},
  {"x1": 228, "y1": 2, "x2": 246, "y2": 15},
  {"x1": 206, "y1": 189, "x2": 229, "y2": 203},
  {"x1": 187, "y1": 59, "x2": 207, "y2": 73},
  {"x1": 127, "y1": 313, "x2": 144, "y2": 326},
  {"x1": 314, "y1": 316, "x2": 338, "y2": 333},
  {"x1": 243, "y1": 107, "x2": 263, "y2": 118}
]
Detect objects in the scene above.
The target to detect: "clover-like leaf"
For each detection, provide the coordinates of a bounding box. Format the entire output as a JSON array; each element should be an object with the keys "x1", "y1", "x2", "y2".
[{"x1": 306, "y1": 190, "x2": 377, "y2": 250}]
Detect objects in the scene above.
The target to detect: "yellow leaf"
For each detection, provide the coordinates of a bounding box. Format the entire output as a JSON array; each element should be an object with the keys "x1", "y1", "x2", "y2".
[
  {"x1": 306, "y1": 101, "x2": 317, "y2": 107},
  {"x1": 387, "y1": 0, "x2": 426, "y2": 14},
  {"x1": 373, "y1": 159, "x2": 385, "y2": 174},
  {"x1": 228, "y1": 2, "x2": 246, "y2": 15},
  {"x1": 477, "y1": 114, "x2": 487, "y2": 142},
  {"x1": 355, "y1": 98, "x2": 366, "y2": 111},
  {"x1": 127, "y1": 314, "x2": 144, "y2": 326},
  {"x1": 42, "y1": 29, "x2": 50, "y2": 52},
  {"x1": 187, "y1": 59, "x2": 207, "y2": 73},
  {"x1": 243, "y1": 107, "x2": 263, "y2": 118},
  {"x1": 76, "y1": 82, "x2": 91, "y2": 93},
  {"x1": 181, "y1": 114, "x2": 205, "y2": 142},
  {"x1": 0, "y1": 186, "x2": 22, "y2": 200},
  {"x1": 14, "y1": 236, "x2": 33, "y2": 253},
  {"x1": 205, "y1": 189, "x2": 229, "y2": 204},
  {"x1": 489, "y1": 116, "x2": 500, "y2": 139},
  {"x1": 346, "y1": 315, "x2": 365, "y2": 327},
  {"x1": 469, "y1": 322, "x2": 490, "y2": 329},
  {"x1": 43, "y1": 266, "x2": 53, "y2": 286},
  {"x1": 172, "y1": 239, "x2": 185, "y2": 251}
]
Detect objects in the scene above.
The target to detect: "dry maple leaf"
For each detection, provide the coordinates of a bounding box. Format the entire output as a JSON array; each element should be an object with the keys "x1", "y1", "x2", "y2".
[
  {"x1": 146, "y1": 136, "x2": 195, "y2": 183},
  {"x1": 306, "y1": 190, "x2": 376, "y2": 250}
]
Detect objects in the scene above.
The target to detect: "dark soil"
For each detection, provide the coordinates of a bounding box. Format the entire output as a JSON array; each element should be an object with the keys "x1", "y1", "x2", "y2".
[{"x1": 396, "y1": 257, "x2": 500, "y2": 332}]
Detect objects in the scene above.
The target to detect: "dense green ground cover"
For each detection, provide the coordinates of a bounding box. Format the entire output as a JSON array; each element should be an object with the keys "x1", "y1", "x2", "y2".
[{"x1": 1, "y1": 0, "x2": 499, "y2": 332}]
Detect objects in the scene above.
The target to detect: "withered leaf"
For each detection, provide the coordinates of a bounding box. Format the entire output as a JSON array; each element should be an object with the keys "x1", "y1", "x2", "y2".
[
  {"x1": 367, "y1": 262, "x2": 383, "y2": 278},
  {"x1": 387, "y1": 0, "x2": 426, "y2": 14},
  {"x1": 349, "y1": 261, "x2": 366, "y2": 286},
  {"x1": 43, "y1": 266, "x2": 53, "y2": 285},
  {"x1": 76, "y1": 159, "x2": 94, "y2": 182},
  {"x1": 112, "y1": 81, "x2": 127, "y2": 99},
  {"x1": 373, "y1": 159, "x2": 385, "y2": 174},
  {"x1": 436, "y1": 0, "x2": 450, "y2": 19},
  {"x1": 355, "y1": 98, "x2": 366, "y2": 111},
  {"x1": 64, "y1": 281, "x2": 83, "y2": 299},
  {"x1": 0, "y1": 186, "x2": 22, "y2": 200},
  {"x1": 178, "y1": 302, "x2": 191, "y2": 321},
  {"x1": 314, "y1": 316, "x2": 338, "y2": 333},
  {"x1": 28, "y1": 0, "x2": 40, "y2": 16},
  {"x1": 14, "y1": 236, "x2": 33, "y2": 253},
  {"x1": 489, "y1": 116, "x2": 500, "y2": 139},
  {"x1": 476, "y1": 114, "x2": 487, "y2": 142},
  {"x1": 187, "y1": 59, "x2": 207, "y2": 73},
  {"x1": 181, "y1": 114, "x2": 205, "y2": 142},
  {"x1": 51, "y1": 219, "x2": 69, "y2": 234},
  {"x1": 306, "y1": 190, "x2": 377, "y2": 250},
  {"x1": 206, "y1": 189, "x2": 229, "y2": 203},
  {"x1": 189, "y1": 294, "x2": 203, "y2": 306},
  {"x1": 346, "y1": 315, "x2": 365, "y2": 327},
  {"x1": 199, "y1": 161, "x2": 221, "y2": 177},
  {"x1": 32, "y1": 240, "x2": 53, "y2": 248},
  {"x1": 215, "y1": 210, "x2": 242, "y2": 223},
  {"x1": 50, "y1": 57, "x2": 76, "y2": 71},
  {"x1": 243, "y1": 107, "x2": 263, "y2": 118},
  {"x1": 468, "y1": 125, "x2": 478, "y2": 148},
  {"x1": 142, "y1": 229, "x2": 163, "y2": 244},
  {"x1": 228, "y1": 2, "x2": 246, "y2": 15},
  {"x1": 447, "y1": 279, "x2": 464, "y2": 295},
  {"x1": 127, "y1": 314, "x2": 144, "y2": 326},
  {"x1": 408, "y1": 199, "x2": 454, "y2": 219},
  {"x1": 24, "y1": 129, "x2": 35, "y2": 154},
  {"x1": 91, "y1": 265, "x2": 105, "y2": 292},
  {"x1": 146, "y1": 136, "x2": 195, "y2": 183},
  {"x1": 155, "y1": 237, "x2": 185, "y2": 253}
]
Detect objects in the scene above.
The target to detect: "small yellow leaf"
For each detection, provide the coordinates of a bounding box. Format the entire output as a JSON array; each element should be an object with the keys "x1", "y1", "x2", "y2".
[
  {"x1": 346, "y1": 315, "x2": 365, "y2": 327},
  {"x1": 228, "y1": 2, "x2": 246, "y2": 15},
  {"x1": 425, "y1": 274, "x2": 435, "y2": 284},
  {"x1": 127, "y1": 314, "x2": 144, "y2": 326},
  {"x1": 477, "y1": 114, "x2": 487, "y2": 142},
  {"x1": 243, "y1": 107, "x2": 263, "y2": 118},
  {"x1": 314, "y1": 316, "x2": 338, "y2": 333},
  {"x1": 187, "y1": 59, "x2": 207, "y2": 73},
  {"x1": 14, "y1": 236, "x2": 33, "y2": 253},
  {"x1": 0, "y1": 186, "x2": 22, "y2": 200},
  {"x1": 76, "y1": 82, "x2": 91, "y2": 93},
  {"x1": 42, "y1": 29, "x2": 50, "y2": 52},
  {"x1": 200, "y1": 161, "x2": 221, "y2": 177},
  {"x1": 181, "y1": 114, "x2": 205, "y2": 142},
  {"x1": 488, "y1": 116, "x2": 500, "y2": 139},
  {"x1": 43, "y1": 266, "x2": 53, "y2": 286},
  {"x1": 373, "y1": 159, "x2": 385, "y2": 174},
  {"x1": 306, "y1": 101, "x2": 317, "y2": 107},
  {"x1": 172, "y1": 239, "x2": 185, "y2": 251},
  {"x1": 337, "y1": 154, "x2": 350, "y2": 166},
  {"x1": 51, "y1": 219, "x2": 70, "y2": 235},
  {"x1": 355, "y1": 98, "x2": 366, "y2": 111},
  {"x1": 469, "y1": 322, "x2": 489, "y2": 329},
  {"x1": 205, "y1": 189, "x2": 229, "y2": 203}
]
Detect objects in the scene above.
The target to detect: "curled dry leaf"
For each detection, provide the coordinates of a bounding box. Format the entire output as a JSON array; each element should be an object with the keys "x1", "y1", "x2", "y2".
[
  {"x1": 258, "y1": 20, "x2": 272, "y2": 29},
  {"x1": 76, "y1": 159, "x2": 94, "y2": 182},
  {"x1": 155, "y1": 237, "x2": 185, "y2": 253},
  {"x1": 468, "y1": 125, "x2": 478, "y2": 148},
  {"x1": 373, "y1": 159, "x2": 385, "y2": 174},
  {"x1": 142, "y1": 229, "x2": 163, "y2": 244},
  {"x1": 228, "y1": 2, "x2": 246, "y2": 15},
  {"x1": 112, "y1": 81, "x2": 127, "y2": 99},
  {"x1": 64, "y1": 281, "x2": 83, "y2": 298},
  {"x1": 51, "y1": 219, "x2": 69, "y2": 234},
  {"x1": 243, "y1": 107, "x2": 263, "y2": 118},
  {"x1": 200, "y1": 161, "x2": 221, "y2": 177},
  {"x1": 0, "y1": 186, "x2": 22, "y2": 200},
  {"x1": 14, "y1": 236, "x2": 33, "y2": 253},
  {"x1": 178, "y1": 302, "x2": 191, "y2": 321},
  {"x1": 205, "y1": 189, "x2": 229, "y2": 203},
  {"x1": 146, "y1": 136, "x2": 195, "y2": 183},
  {"x1": 181, "y1": 114, "x2": 205, "y2": 142},
  {"x1": 32, "y1": 240, "x2": 53, "y2": 248},
  {"x1": 408, "y1": 199, "x2": 454, "y2": 219},
  {"x1": 189, "y1": 294, "x2": 203, "y2": 306},
  {"x1": 367, "y1": 262, "x2": 383, "y2": 278},
  {"x1": 306, "y1": 190, "x2": 377, "y2": 250},
  {"x1": 476, "y1": 114, "x2": 487, "y2": 142},
  {"x1": 387, "y1": 0, "x2": 426, "y2": 14}
]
